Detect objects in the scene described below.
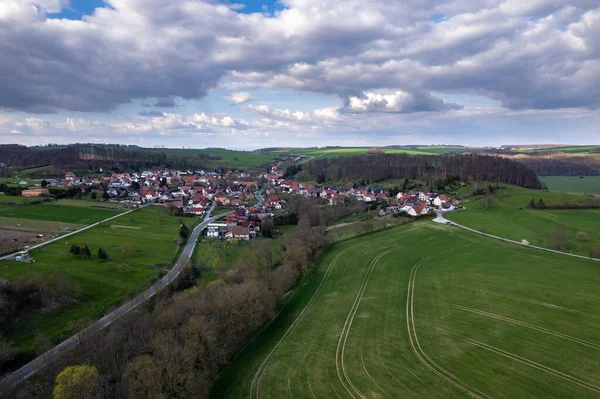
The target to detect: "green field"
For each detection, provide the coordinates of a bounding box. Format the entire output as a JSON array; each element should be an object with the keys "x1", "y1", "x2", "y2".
[
  {"x1": 149, "y1": 148, "x2": 278, "y2": 169},
  {"x1": 516, "y1": 145, "x2": 600, "y2": 154},
  {"x1": 540, "y1": 176, "x2": 600, "y2": 194},
  {"x1": 212, "y1": 223, "x2": 600, "y2": 399},
  {"x1": 0, "y1": 202, "x2": 121, "y2": 224},
  {"x1": 276, "y1": 146, "x2": 489, "y2": 161},
  {"x1": 0, "y1": 207, "x2": 191, "y2": 353},
  {"x1": 449, "y1": 184, "x2": 600, "y2": 256}
]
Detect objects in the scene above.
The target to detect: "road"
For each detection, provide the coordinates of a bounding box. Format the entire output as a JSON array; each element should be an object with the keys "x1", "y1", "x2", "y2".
[
  {"x1": 254, "y1": 189, "x2": 264, "y2": 206},
  {"x1": 1, "y1": 200, "x2": 225, "y2": 387},
  {"x1": 0, "y1": 203, "x2": 150, "y2": 261},
  {"x1": 433, "y1": 209, "x2": 599, "y2": 262}
]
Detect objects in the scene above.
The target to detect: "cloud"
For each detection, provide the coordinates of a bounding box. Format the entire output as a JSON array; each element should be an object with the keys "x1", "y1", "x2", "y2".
[
  {"x1": 153, "y1": 97, "x2": 179, "y2": 108},
  {"x1": 0, "y1": 0, "x2": 599, "y2": 118},
  {"x1": 223, "y1": 91, "x2": 254, "y2": 104},
  {"x1": 137, "y1": 111, "x2": 165, "y2": 117},
  {"x1": 339, "y1": 91, "x2": 462, "y2": 114}
]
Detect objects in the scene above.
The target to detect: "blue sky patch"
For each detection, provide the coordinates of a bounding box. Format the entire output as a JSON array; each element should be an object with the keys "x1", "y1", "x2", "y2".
[{"x1": 47, "y1": 0, "x2": 106, "y2": 20}]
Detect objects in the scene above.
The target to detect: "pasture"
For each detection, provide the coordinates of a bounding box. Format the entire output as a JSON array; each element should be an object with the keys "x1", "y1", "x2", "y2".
[
  {"x1": 212, "y1": 223, "x2": 600, "y2": 399},
  {"x1": 451, "y1": 184, "x2": 600, "y2": 256},
  {"x1": 540, "y1": 176, "x2": 600, "y2": 195},
  {"x1": 0, "y1": 207, "x2": 192, "y2": 353},
  {"x1": 0, "y1": 202, "x2": 121, "y2": 224},
  {"x1": 152, "y1": 148, "x2": 278, "y2": 169}
]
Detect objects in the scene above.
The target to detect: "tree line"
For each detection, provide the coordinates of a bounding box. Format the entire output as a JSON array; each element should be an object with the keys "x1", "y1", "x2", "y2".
[
  {"x1": 0, "y1": 144, "x2": 222, "y2": 176},
  {"x1": 303, "y1": 153, "x2": 543, "y2": 189}
]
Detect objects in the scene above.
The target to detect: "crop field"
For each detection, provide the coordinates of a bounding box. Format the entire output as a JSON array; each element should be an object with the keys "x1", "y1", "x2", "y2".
[
  {"x1": 0, "y1": 202, "x2": 121, "y2": 224},
  {"x1": 277, "y1": 146, "x2": 488, "y2": 160},
  {"x1": 150, "y1": 148, "x2": 278, "y2": 169},
  {"x1": 0, "y1": 207, "x2": 192, "y2": 353},
  {"x1": 212, "y1": 223, "x2": 600, "y2": 399},
  {"x1": 540, "y1": 176, "x2": 600, "y2": 195}
]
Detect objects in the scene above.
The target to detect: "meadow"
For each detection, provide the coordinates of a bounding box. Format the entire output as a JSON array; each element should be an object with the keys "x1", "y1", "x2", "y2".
[
  {"x1": 540, "y1": 176, "x2": 600, "y2": 194},
  {"x1": 449, "y1": 184, "x2": 600, "y2": 256},
  {"x1": 153, "y1": 148, "x2": 278, "y2": 169},
  {"x1": 212, "y1": 223, "x2": 600, "y2": 399},
  {"x1": 0, "y1": 202, "x2": 121, "y2": 224},
  {"x1": 0, "y1": 207, "x2": 194, "y2": 354},
  {"x1": 276, "y1": 146, "x2": 492, "y2": 161}
]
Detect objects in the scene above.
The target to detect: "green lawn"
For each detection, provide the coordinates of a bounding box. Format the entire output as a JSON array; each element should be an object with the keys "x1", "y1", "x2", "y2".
[
  {"x1": 0, "y1": 202, "x2": 121, "y2": 224},
  {"x1": 212, "y1": 223, "x2": 600, "y2": 399},
  {"x1": 540, "y1": 176, "x2": 600, "y2": 195},
  {"x1": 0, "y1": 207, "x2": 192, "y2": 354},
  {"x1": 211, "y1": 207, "x2": 235, "y2": 217}
]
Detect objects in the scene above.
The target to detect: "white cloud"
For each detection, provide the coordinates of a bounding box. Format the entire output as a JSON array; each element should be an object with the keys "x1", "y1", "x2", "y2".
[{"x1": 223, "y1": 91, "x2": 254, "y2": 104}]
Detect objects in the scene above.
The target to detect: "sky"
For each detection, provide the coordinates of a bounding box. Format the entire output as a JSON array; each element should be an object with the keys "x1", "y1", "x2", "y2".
[{"x1": 1, "y1": 0, "x2": 599, "y2": 149}]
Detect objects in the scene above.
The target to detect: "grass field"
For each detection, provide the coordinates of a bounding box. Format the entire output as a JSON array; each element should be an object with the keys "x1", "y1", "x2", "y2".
[
  {"x1": 149, "y1": 148, "x2": 278, "y2": 169},
  {"x1": 276, "y1": 146, "x2": 490, "y2": 160},
  {"x1": 212, "y1": 223, "x2": 600, "y2": 399},
  {"x1": 0, "y1": 207, "x2": 193, "y2": 353},
  {"x1": 450, "y1": 184, "x2": 600, "y2": 256},
  {"x1": 540, "y1": 176, "x2": 600, "y2": 194},
  {"x1": 0, "y1": 202, "x2": 121, "y2": 224}
]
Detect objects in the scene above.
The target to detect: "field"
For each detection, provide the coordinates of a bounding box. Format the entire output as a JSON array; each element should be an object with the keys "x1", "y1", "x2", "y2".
[
  {"x1": 0, "y1": 207, "x2": 192, "y2": 354},
  {"x1": 212, "y1": 223, "x2": 600, "y2": 399},
  {"x1": 516, "y1": 145, "x2": 600, "y2": 154},
  {"x1": 149, "y1": 148, "x2": 278, "y2": 169},
  {"x1": 449, "y1": 184, "x2": 600, "y2": 256},
  {"x1": 540, "y1": 176, "x2": 600, "y2": 194},
  {"x1": 276, "y1": 146, "x2": 491, "y2": 161},
  {"x1": 0, "y1": 202, "x2": 121, "y2": 224}
]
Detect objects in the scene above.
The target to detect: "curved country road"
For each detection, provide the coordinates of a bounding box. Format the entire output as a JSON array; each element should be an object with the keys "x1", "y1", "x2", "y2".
[{"x1": 1, "y1": 190, "x2": 263, "y2": 388}]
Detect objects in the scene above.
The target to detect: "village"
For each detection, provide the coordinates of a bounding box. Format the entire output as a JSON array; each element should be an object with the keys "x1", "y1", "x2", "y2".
[{"x1": 17, "y1": 162, "x2": 459, "y2": 243}]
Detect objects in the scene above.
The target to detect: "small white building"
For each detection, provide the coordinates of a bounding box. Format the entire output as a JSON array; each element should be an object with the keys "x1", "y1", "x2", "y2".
[{"x1": 207, "y1": 223, "x2": 228, "y2": 238}]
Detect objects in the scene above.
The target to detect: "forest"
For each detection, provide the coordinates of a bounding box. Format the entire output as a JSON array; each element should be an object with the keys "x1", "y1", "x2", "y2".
[
  {"x1": 0, "y1": 145, "x2": 219, "y2": 176},
  {"x1": 303, "y1": 153, "x2": 543, "y2": 189}
]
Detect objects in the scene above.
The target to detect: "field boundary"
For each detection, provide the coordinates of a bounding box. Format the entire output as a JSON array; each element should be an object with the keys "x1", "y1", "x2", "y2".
[
  {"x1": 0, "y1": 204, "x2": 149, "y2": 261},
  {"x1": 250, "y1": 247, "x2": 353, "y2": 399}
]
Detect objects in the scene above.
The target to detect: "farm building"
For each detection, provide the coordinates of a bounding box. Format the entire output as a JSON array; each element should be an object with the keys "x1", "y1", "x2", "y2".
[{"x1": 22, "y1": 188, "x2": 50, "y2": 197}]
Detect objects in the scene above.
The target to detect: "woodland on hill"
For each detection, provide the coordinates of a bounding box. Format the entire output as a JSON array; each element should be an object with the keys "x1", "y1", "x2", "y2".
[{"x1": 304, "y1": 153, "x2": 543, "y2": 189}]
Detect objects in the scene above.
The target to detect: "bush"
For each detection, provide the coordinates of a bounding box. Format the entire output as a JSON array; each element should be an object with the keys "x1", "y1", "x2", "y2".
[{"x1": 575, "y1": 232, "x2": 589, "y2": 241}]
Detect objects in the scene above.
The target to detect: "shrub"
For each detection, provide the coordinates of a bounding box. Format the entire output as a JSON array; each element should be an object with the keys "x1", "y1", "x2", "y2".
[{"x1": 575, "y1": 232, "x2": 589, "y2": 241}]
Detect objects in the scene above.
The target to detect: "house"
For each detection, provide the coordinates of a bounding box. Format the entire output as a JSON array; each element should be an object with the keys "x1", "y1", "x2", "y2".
[
  {"x1": 408, "y1": 205, "x2": 430, "y2": 217},
  {"x1": 188, "y1": 207, "x2": 205, "y2": 215},
  {"x1": 433, "y1": 195, "x2": 449, "y2": 207},
  {"x1": 207, "y1": 223, "x2": 228, "y2": 238},
  {"x1": 231, "y1": 226, "x2": 252, "y2": 241},
  {"x1": 441, "y1": 201, "x2": 455, "y2": 212}
]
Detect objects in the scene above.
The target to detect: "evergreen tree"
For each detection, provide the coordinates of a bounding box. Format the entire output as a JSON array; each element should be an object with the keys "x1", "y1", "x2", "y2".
[
  {"x1": 179, "y1": 224, "x2": 190, "y2": 241},
  {"x1": 98, "y1": 247, "x2": 109, "y2": 261},
  {"x1": 81, "y1": 245, "x2": 92, "y2": 260},
  {"x1": 529, "y1": 198, "x2": 536, "y2": 208},
  {"x1": 69, "y1": 244, "x2": 80, "y2": 255},
  {"x1": 41, "y1": 179, "x2": 48, "y2": 188}
]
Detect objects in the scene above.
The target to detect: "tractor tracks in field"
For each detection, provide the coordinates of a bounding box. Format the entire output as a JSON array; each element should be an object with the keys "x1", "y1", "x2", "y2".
[
  {"x1": 453, "y1": 305, "x2": 600, "y2": 351},
  {"x1": 335, "y1": 249, "x2": 394, "y2": 399},
  {"x1": 250, "y1": 247, "x2": 353, "y2": 399},
  {"x1": 468, "y1": 340, "x2": 600, "y2": 394},
  {"x1": 405, "y1": 246, "x2": 494, "y2": 399}
]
